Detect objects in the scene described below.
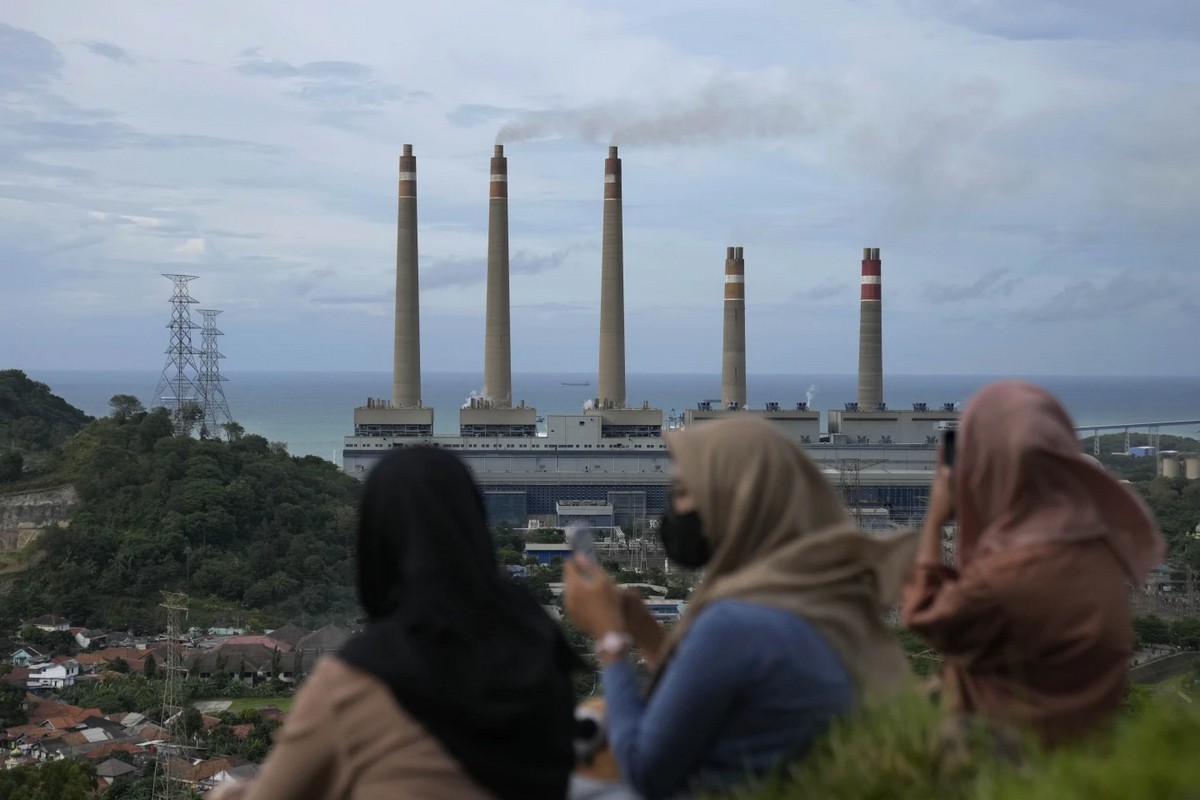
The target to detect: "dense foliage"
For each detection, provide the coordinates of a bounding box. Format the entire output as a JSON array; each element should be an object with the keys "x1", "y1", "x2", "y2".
[
  {"x1": 736, "y1": 688, "x2": 1200, "y2": 800},
  {"x1": 0, "y1": 395, "x2": 363, "y2": 630},
  {"x1": 0, "y1": 758, "x2": 97, "y2": 800},
  {"x1": 0, "y1": 369, "x2": 93, "y2": 483}
]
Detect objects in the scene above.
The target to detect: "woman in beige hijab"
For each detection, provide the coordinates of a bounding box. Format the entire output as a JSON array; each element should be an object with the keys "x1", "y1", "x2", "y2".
[
  {"x1": 903, "y1": 381, "x2": 1164, "y2": 745},
  {"x1": 564, "y1": 415, "x2": 917, "y2": 799}
]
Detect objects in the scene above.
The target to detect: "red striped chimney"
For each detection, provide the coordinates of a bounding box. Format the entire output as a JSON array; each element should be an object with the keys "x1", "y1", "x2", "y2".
[{"x1": 857, "y1": 247, "x2": 883, "y2": 409}]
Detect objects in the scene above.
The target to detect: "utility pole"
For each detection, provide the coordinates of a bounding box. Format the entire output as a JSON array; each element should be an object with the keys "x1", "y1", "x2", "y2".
[{"x1": 151, "y1": 592, "x2": 189, "y2": 800}]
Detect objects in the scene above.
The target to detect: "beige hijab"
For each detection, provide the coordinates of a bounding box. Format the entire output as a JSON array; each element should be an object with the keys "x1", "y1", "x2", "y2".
[
  {"x1": 956, "y1": 381, "x2": 1164, "y2": 584},
  {"x1": 659, "y1": 415, "x2": 918, "y2": 696}
]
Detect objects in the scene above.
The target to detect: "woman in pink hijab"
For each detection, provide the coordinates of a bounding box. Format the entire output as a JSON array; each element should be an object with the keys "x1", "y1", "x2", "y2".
[{"x1": 902, "y1": 381, "x2": 1164, "y2": 745}]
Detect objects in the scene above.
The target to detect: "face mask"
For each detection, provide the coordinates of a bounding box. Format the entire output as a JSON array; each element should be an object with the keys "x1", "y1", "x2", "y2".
[{"x1": 659, "y1": 510, "x2": 711, "y2": 568}]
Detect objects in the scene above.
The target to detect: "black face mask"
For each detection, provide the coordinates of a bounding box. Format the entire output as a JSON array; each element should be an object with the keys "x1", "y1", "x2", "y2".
[{"x1": 658, "y1": 510, "x2": 711, "y2": 568}]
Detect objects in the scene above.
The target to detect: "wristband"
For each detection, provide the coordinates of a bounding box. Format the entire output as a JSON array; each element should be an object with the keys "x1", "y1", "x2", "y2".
[{"x1": 593, "y1": 631, "x2": 633, "y2": 658}]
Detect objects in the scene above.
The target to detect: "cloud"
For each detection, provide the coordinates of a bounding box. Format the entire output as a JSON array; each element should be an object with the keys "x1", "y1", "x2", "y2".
[
  {"x1": 792, "y1": 282, "x2": 848, "y2": 301},
  {"x1": 923, "y1": 269, "x2": 1021, "y2": 304},
  {"x1": 234, "y1": 51, "x2": 420, "y2": 123},
  {"x1": 1019, "y1": 270, "x2": 1192, "y2": 322},
  {"x1": 425, "y1": 247, "x2": 576, "y2": 290},
  {"x1": 173, "y1": 238, "x2": 207, "y2": 258},
  {"x1": 446, "y1": 104, "x2": 519, "y2": 128},
  {"x1": 907, "y1": 0, "x2": 1200, "y2": 41},
  {"x1": 81, "y1": 40, "x2": 133, "y2": 64},
  {"x1": 0, "y1": 23, "x2": 64, "y2": 89},
  {"x1": 9, "y1": 119, "x2": 283, "y2": 154}
]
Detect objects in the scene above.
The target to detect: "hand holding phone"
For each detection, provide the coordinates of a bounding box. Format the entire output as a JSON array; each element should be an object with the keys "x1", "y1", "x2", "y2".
[{"x1": 570, "y1": 527, "x2": 597, "y2": 562}]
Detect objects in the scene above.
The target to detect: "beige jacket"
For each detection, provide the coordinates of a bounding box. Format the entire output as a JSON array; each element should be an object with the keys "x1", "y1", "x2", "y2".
[{"x1": 211, "y1": 657, "x2": 494, "y2": 800}]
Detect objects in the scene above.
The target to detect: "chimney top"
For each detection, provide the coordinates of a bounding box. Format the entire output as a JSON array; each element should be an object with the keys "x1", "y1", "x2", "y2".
[
  {"x1": 734, "y1": 246, "x2": 744, "y2": 260},
  {"x1": 402, "y1": 144, "x2": 413, "y2": 156},
  {"x1": 494, "y1": 144, "x2": 504, "y2": 157},
  {"x1": 726, "y1": 246, "x2": 735, "y2": 259},
  {"x1": 608, "y1": 145, "x2": 618, "y2": 158},
  {"x1": 872, "y1": 247, "x2": 881, "y2": 260},
  {"x1": 862, "y1": 247, "x2": 871, "y2": 260}
]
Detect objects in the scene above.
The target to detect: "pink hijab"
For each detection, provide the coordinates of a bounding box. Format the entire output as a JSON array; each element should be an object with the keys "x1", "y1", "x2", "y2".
[{"x1": 956, "y1": 381, "x2": 1164, "y2": 585}]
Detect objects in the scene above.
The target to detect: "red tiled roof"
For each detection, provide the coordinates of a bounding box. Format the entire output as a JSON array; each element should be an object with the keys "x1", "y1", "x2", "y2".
[
  {"x1": 222, "y1": 635, "x2": 293, "y2": 652},
  {"x1": 230, "y1": 724, "x2": 253, "y2": 740},
  {"x1": 3, "y1": 668, "x2": 30, "y2": 684},
  {"x1": 179, "y1": 756, "x2": 244, "y2": 783},
  {"x1": 84, "y1": 742, "x2": 143, "y2": 760}
]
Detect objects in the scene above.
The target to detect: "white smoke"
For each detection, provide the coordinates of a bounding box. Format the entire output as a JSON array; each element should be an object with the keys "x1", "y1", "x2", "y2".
[
  {"x1": 496, "y1": 75, "x2": 839, "y2": 146},
  {"x1": 582, "y1": 398, "x2": 595, "y2": 411},
  {"x1": 461, "y1": 388, "x2": 485, "y2": 409},
  {"x1": 805, "y1": 384, "x2": 817, "y2": 407}
]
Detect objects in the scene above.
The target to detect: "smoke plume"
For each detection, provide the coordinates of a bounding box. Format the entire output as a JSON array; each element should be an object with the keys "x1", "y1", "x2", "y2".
[{"x1": 496, "y1": 77, "x2": 838, "y2": 146}]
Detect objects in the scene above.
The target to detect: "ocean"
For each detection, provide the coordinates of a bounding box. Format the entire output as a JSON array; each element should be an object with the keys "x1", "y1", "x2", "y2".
[{"x1": 24, "y1": 370, "x2": 1200, "y2": 462}]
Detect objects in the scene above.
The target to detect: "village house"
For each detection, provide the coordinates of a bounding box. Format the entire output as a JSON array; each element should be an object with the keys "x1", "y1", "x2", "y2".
[
  {"x1": 26, "y1": 615, "x2": 71, "y2": 633},
  {"x1": 10, "y1": 646, "x2": 48, "y2": 667}
]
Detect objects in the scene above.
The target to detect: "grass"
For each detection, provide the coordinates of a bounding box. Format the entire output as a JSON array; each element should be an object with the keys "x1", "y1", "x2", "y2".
[
  {"x1": 720, "y1": 690, "x2": 1200, "y2": 800},
  {"x1": 223, "y1": 696, "x2": 295, "y2": 713}
]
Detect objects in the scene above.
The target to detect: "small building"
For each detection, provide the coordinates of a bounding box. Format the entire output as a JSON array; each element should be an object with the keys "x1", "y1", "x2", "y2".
[
  {"x1": 556, "y1": 500, "x2": 614, "y2": 529},
  {"x1": 26, "y1": 616, "x2": 71, "y2": 633},
  {"x1": 10, "y1": 647, "x2": 48, "y2": 668},
  {"x1": 524, "y1": 543, "x2": 573, "y2": 565},
  {"x1": 28, "y1": 659, "x2": 79, "y2": 689},
  {"x1": 95, "y1": 758, "x2": 138, "y2": 786},
  {"x1": 1129, "y1": 446, "x2": 1156, "y2": 457}
]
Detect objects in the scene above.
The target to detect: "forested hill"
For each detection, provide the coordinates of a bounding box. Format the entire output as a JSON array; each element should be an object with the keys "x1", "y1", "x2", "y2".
[
  {"x1": 0, "y1": 397, "x2": 363, "y2": 632},
  {"x1": 0, "y1": 369, "x2": 93, "y2": 455}
]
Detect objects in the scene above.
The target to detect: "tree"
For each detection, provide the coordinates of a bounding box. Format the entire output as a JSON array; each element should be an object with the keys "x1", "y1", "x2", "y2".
[
  {"x1": 143, "y1": 652, "x2": 158, "y2": 678},
  {"x1": 0, "y1": 681, "x2": 28, "y2": 726},
  {"x1": 1133, "y1": 615, "x2": 1172, "y2": 647},
  {"x1": 222, "y1": 421, "x2": 245, "y2": 441},
  {"x1": 108, "y1": 394, "x2": 145, "y2": 423},
  {"x1": 0, "y1": 450, "x2": 22, "y2": 482},
  {"x1": 529, "y1": 528, "x2": 566, "y2": 544},
  {"x1": 107, "y1": 656, "x2": 130, "y2": 673},
  {"x1": 0, "y1": 758, "x2": 96, "y2": 799},
  {"x1": 180, "y1": 705, "x2": 204, "y2": 740}
]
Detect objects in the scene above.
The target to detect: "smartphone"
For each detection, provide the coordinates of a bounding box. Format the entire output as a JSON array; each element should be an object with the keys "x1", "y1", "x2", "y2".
[
  {"x1": 942, "y1": 429, "x2": 957, "y2": 468},
  {"x1": 571, "y1": 527, "x2": 597, "y2": 562}
]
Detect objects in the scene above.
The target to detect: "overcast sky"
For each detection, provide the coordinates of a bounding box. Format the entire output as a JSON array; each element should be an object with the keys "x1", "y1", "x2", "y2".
[{"x1": 2, "y1": 1, "x2": 1198, "y2": 376}]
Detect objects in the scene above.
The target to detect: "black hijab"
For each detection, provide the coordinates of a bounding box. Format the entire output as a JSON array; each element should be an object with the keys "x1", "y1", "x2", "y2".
[{"x1": 339, "y1": 447, "x2": 578, "y2": 799}]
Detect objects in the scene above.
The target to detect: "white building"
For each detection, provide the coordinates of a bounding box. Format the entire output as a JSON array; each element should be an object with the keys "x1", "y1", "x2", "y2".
[{"x1": 28, "y1": 659, "x2": 79, "y2": 689}]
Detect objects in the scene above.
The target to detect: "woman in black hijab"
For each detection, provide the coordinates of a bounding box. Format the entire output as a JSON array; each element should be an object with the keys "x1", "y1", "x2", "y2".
[{"x1": 213, "y1": 447, "x2": 579, "y2": 800}]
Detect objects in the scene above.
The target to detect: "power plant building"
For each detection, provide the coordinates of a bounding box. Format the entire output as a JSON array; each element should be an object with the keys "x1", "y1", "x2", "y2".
[{"x1": 342, "y1": 145, "x2": 958, "y2": 530}]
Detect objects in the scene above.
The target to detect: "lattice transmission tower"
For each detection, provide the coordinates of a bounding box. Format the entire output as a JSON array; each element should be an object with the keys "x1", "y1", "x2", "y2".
[
  {"x1": 196, "y1": 309, "x2": 234, "y2": 439},
  {"x1": 151, "y1": 591, "x2": 189, "y2": 800},
  {"x1": 152, "y1": 275, "x2": 203, "y2": 435}
]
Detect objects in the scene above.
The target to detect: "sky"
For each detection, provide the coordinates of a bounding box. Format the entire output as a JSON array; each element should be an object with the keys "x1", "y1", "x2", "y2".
[{"x1": 1, "y1": 0, "x2": 1198, "y2": 376}]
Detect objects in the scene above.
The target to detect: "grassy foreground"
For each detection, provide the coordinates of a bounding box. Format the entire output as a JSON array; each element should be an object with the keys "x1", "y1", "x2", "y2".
[{"x1": 722, "y1": 689, "x2": 1200, "y2": 800}]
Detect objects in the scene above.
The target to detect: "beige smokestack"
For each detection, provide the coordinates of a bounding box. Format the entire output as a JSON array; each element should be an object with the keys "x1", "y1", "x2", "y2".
[
  {"x1": 484, "y1": 145, "x2": 512, "y2": 407},
  {"x1": 721, "y1": 245, "x2": 746, "y2": 409},
  {"x1": 857, "y1": 246, "x2": 882, "y2": 410},
  {"x1": 392, "y1": 144, "x2": 421, "y2": 408},
  {"x1": 598, "y1": 145, "x2": 625, "y2": 407}
]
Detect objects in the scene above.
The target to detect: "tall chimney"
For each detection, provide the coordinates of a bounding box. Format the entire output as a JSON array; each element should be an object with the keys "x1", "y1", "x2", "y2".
[
  {"x1": 857, "y1": 246, "x2": 883, "y2": 409},
  {"x1": 392, "y1": 144, "x2": 421, "y2": 408},
  {"x1": 598, "y1": 145, "x2": 625, "y2": 408},
  {"x1": 484, "y1": 145, "x2": 512, "y2": 407},
  {"x1": 721, "y1": 246, "x2": 747, "y2": 409}
]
